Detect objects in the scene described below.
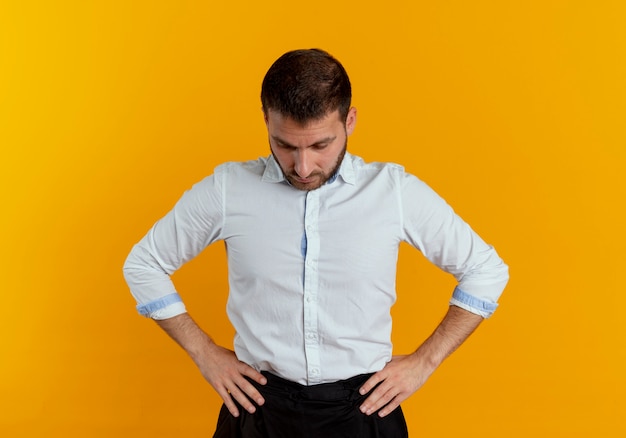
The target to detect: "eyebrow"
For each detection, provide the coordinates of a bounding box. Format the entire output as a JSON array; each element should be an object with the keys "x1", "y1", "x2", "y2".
[{"x1": 271, "y1": 135, "x2": 337, "y2": 149}]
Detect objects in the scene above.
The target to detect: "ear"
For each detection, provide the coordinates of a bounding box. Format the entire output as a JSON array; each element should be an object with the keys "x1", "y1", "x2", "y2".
[
  {"x1": 262, "y1": 109, "x2": 269, "y2": 126},
  {"x1": 345, "y1": 107, "x2": 357, "y2": 135}
]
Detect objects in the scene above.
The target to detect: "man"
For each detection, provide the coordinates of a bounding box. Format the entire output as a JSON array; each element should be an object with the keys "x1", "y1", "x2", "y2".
[{"x1": 123, "y1": 48, "x2": 508, "y2": 437}]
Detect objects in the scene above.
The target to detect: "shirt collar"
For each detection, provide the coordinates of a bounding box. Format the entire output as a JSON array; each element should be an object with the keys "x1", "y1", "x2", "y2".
[
  {"x1": 261, "y1": 154, "x2": 285, "y2": 183},
  {"x1": 336, "y1": 152, "x2": 356, "y2": 185},
  {"x1": 261, "y1": 152, "x2": 356, "y2": 186}
]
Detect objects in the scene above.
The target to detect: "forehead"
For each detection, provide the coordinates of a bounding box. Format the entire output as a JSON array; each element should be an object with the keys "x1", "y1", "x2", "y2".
[{"x1": 266, "y1": 109, "x2": 343, "y2": 133}]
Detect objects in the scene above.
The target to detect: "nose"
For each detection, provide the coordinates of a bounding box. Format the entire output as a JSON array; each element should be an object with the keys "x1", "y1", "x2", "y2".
[{"x1": 294, "y1": 150, "x2": 312, "y2": 178}]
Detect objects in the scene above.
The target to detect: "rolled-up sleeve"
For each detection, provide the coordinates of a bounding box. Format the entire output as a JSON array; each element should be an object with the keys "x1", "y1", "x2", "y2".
[
  {"x1": 123, "y1": 170, "x2": 225, "y2": 319},
  {"x1": 400, "y1": 173, "x2": 509, "y2": 318}
]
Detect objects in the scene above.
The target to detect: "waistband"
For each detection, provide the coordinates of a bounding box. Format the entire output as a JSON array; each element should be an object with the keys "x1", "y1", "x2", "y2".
[{"x1": 255, "y1": 371, "x2": 374, "y2": 402}]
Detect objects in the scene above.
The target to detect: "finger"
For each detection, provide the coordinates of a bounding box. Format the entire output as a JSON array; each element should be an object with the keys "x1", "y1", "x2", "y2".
[
  {"x1": 228, "y1": 384, "x2": 258, "y2": 414},
  {"x1": 377, "y1": 397, "x2": 401, "y2": 418},
  {"x1": 234, "y1": 374, "x2": 266, "y2": 406},
  {"x1": 240, "y1": 365, "x2": 268, "y2": 386},
  {"x1": 360, "y1": 384, "x2": 395, "y2": 415},
  {"x1": 358, "y1": 372, "x2": 384, "y2": 396},
  {"x1": 218, "y1": 387, "x2": 241, "y2": 418}
]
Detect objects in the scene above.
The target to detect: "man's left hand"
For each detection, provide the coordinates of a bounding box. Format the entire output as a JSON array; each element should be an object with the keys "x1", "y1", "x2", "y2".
[
  {"x1": 358, "y1": 353, "x2": 428, "y2": 417},
  {"x1": 358, "y1": 305, "x2": 484, "y2": 417}
]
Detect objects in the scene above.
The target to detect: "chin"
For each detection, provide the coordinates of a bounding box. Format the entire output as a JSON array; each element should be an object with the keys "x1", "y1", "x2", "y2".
[{"x1": 288, "y1": 177, "x2": 325, "y2": 191}]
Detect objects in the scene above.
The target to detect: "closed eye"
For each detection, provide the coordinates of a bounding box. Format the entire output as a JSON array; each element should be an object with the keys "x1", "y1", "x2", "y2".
[
  {"x1": 272, "y1": 135, "x2": 336, "y2": 151},
  {"x1": 276, "y1": 142, "x2": 296, "y2": 150}
]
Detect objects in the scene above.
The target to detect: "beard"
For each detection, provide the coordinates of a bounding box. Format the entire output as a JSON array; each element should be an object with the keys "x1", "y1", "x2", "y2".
[{"x1": 273, "y1": 141, "x2": 347, "y2": 191}]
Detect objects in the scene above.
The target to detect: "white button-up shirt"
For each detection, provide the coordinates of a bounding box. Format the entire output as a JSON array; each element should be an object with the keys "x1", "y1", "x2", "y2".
[{"x1": 123, "y1": 153, "x2": 508, "y2": 385}]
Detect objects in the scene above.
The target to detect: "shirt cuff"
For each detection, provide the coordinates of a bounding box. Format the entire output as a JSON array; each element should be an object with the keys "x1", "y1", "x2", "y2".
[
  {"x1": 449, "y1": 286, "x2": 498, "y2": 318},
  {"x1": 136, "y1": 293, "x2": 187, "y2": 320}
]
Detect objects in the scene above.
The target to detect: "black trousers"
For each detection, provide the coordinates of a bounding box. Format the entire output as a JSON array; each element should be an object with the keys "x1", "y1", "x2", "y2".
[{"x1": 213, "y1": 372, "x2": 408, "y2": 438}]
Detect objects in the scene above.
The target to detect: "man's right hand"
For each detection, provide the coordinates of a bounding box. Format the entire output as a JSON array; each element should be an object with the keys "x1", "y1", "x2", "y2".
[
  {"x1": 155, "y1": 313, "x2": 266, "y2": 417},
  {"x1": 199, "y1": 342, "x2": 267, "y2": 416}
]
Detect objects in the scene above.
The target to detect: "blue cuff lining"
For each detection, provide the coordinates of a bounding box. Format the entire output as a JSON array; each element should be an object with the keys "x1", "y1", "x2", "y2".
[
  {"x1": 137, "y1": 293, "x2": 183, "y2": 316},
  {"x1": 451, "y1": 287, "x2": 498, "y2": 314}
]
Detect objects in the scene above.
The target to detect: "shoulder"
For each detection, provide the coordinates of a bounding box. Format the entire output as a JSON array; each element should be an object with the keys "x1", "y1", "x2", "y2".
[
  {"x1": 184, "y1": 157, "x2": 270, "y2": 196},
  {"x1": 346, "y1": 154, "x2": 439, "y2": 201},
  {"x1": 345, "y1": 153, "x2": 409, "y2": 183},
  {"x1": 214, "y1": 156, "x2": 270, "y2": 177}
]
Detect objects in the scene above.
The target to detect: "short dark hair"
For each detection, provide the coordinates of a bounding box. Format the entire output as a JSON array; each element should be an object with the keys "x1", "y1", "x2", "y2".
[{"x1": 261, "y1": 49, "x2": 352, "y2": 124}]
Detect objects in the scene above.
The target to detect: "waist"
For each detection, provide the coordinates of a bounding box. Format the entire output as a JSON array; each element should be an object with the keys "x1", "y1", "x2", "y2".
[
  {"x1": 235, "y1": 337, "x2": 392, "y2": 385},
  {"x1": 253, "y1": 371, "x2": 374, "y2": 402}
]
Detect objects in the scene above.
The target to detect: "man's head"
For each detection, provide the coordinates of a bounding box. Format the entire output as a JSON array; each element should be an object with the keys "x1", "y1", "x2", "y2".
[
  {"x1": 261, "y1": 48, "x2": 352, "y2": 124},
  {"x1": 261, "y1": 49, "x2": 357, "y2": 191}
]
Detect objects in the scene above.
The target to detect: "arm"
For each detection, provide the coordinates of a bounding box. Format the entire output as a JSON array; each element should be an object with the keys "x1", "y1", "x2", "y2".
[
  {"x1": 155, "y1": 312, "x2": 266, "y2": 417},
  {"x1": 124, "y1": 174, "x2": 266, "y2": 415},
  {"x1": 359, "y1": 305, "x2": 483, "y2": 417},
  {"x1": 360, "y1": 172, "x2": 509, "y2": 416}
]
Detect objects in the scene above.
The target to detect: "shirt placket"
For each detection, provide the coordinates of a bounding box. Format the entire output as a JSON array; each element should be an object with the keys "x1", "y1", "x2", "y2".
[{"x1": 303, "y1": 189, "x2": 321, "y2": 384}]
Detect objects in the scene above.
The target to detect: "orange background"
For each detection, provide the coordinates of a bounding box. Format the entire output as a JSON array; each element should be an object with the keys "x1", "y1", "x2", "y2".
[{"x1": 1, "y1": 1, "x2": 624, "y2": 436}]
